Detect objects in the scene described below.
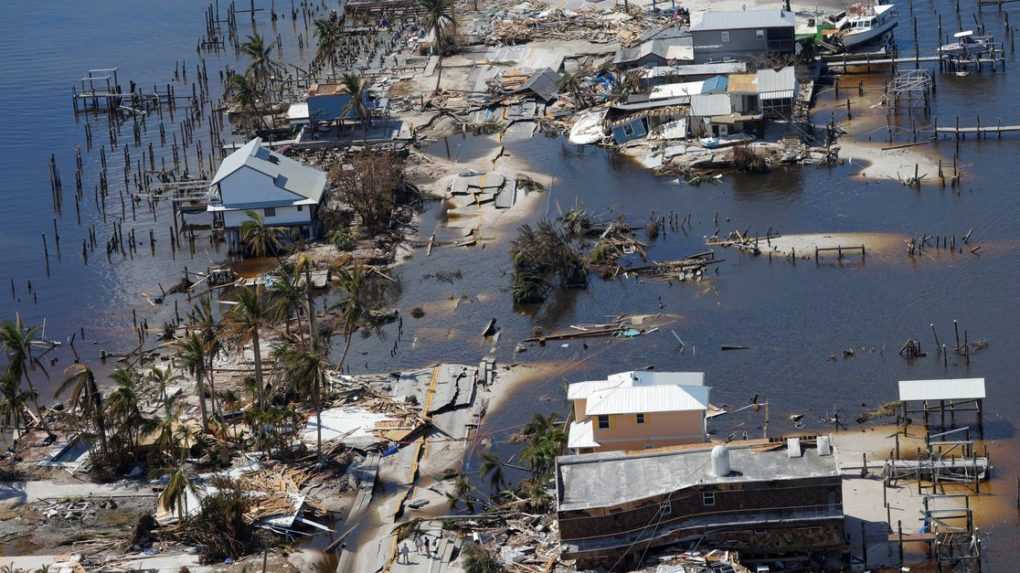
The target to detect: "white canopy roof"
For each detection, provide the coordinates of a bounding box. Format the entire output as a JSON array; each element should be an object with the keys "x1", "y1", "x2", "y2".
[
  {"x1": 567, "y1": 371, "x2": 709, "y2": 416},
  {"x1": 898, "y1": 378, "x2": 986, "y2": 402}
]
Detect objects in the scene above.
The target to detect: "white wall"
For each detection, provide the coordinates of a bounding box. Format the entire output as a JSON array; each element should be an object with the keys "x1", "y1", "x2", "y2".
[
  {"x1": 219, "y1": 165, "x2": 302, "y2": 207},
  {"x1": 223, "y1": 205, "x2": 312, "y2": 229}
]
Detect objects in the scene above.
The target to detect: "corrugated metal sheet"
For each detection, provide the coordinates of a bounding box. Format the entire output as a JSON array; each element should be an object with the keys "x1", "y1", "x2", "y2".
[
  {"x1": 898, "y1": 378, "x2": 986, "y2": 401},
  {"x1": 690, "y1": 93, "x2": 732, "y2": 117},
  {"x1": 585, "y1": 384, "x2": 710, "y2": 415},
  {"x1": 649, "y1": 80, "x2": 704, "y2": 101},
  {"x1": 756, "y1": 66, "x2": 797, "y2": 100},
  {"x1": 692, "y1": 9, "x2": 796, "y2": 31}
]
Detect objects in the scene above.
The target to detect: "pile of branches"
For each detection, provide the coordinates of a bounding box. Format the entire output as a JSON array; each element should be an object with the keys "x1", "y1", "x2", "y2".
[
  {"x1": 510, "y1": 221, "x2": 587, "y2": 304},
  {"x1": 169, "y1": 477, "x2": 261, "y2": 563}
]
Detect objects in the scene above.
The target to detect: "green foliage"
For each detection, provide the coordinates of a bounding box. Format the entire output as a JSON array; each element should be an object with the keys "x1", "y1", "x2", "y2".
[
  {"x1": 329, "y1": 228, "x2": 355, "y2": 251},
  {"x1": 509, "y1": 221, "x2": 587, "y2": 305},
  {"x1": 239, "y1": 210, "x2": 283, "y2": 258},
  {"x1": 186, "y1": 478, "x2": 255, "y2": 562},
  {"x1": 418, "y1": 0, "x2": 458, "y2": 56}
]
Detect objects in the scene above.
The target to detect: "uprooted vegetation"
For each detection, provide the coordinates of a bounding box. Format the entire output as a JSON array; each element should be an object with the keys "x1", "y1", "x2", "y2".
[{"x1": 509, "y1": 221, "x2": 587, "y2": 305}]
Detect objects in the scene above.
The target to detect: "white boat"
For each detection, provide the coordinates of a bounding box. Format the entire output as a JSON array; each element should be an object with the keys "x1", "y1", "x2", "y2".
[
  {"x1": 836, "y1": 2, "x2": 897, "y2": 48},
  {"x1": 938, "y1": 30, "x2": 993, "y2": 57}
]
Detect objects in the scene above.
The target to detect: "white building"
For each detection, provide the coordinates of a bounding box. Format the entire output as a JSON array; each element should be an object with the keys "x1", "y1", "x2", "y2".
[
  {"x1": 207, "y1": 137, "x2": 328, "y2": 252},
  {"x1": 567, "y1": 371, "x2": 711, "y2": 454}
]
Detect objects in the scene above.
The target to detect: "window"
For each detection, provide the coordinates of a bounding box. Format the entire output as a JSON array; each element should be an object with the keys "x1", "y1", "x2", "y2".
[
  {"x1": 721, "y1": 31, "x2": 730, "y2": 43},
  {"x1": 755, "y1": 29, "x2": 765, "y2": 40},
  {"x1": 636, "y1": 413, "x2": 645, "y2": 424},
  {"x1": 597, "y1": 415, "x2": 610, "y2": 429},
  {"x1": 622, "y1": 123, "x2": 635, "y2": 136},
  {"x1": 264, "y1": 207, "x2": 276, "y2": 217},
  {"x1": 702, "y1": 492, "x2": 716, "y2": 506},
  {"x1": 659, "y1": 501, "x2": 672, "y2": 516},
  {"x1": 297, "y1": 205, "x2": 303, "y2": 212}
]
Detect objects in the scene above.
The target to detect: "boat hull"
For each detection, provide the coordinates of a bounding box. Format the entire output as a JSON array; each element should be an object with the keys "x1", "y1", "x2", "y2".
[{"x1": 843, "y1": 20, "x2": 898, "y2": 48}]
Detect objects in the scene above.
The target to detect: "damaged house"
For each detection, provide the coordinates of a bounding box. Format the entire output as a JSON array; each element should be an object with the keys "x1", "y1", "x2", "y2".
[
  {"x1": 691, "y1": 9, "x2": 797, "y2": 63},
  {"x1": 613, "y1": 35, "x2": 694, "y2": 70},
  {"x1": 555, "y1": 439, "x2": 845, "y2": 569}
]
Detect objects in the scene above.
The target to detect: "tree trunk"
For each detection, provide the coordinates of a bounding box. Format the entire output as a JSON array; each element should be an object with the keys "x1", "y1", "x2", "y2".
[
  {"x1": 305, "y1": 266, "x2": 322, "y2": 462},
  {"x1": 207, "y1": 355, "x2": 219, "y2": 418},
  {"x1": 196, "y1": 367, "x2": 210, "y2": 432},
  {"x1": 252, "y1": 328, "x2": 265, "y2": 410}
]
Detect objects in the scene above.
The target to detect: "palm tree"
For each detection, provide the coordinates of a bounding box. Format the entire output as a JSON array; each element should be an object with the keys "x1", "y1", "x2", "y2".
[
  {"x1": 273, "y1": 343, "x2": 327, "y2": 460},
  {"x1": 339, "y1": 73, "x2": 371, "y2": 140},
  {"x1": 55, "y1": 363, "x2": 108, "y2": 456},
  {"x1": 159, "y1": 462, "x2": 200, "y2": 522},
  {"x1": 334, "y1": 265, "x2": 367, "y2": 373},
  {"x1": 176, "y1": 333, "x2": 211, "y2": 432},
  {"x1": 0, "y1": 369, "x2": 34, "y2": 435},
  {"x1": 146, "y1": 366, "x2": 181, "y2": 407},
  {"x1": 313, "y1": 18, "x2": 341, "y2": 80},
  {"x1": 240, "y1": 33, "x2": 280, "y2": 93},
  {"x1": 223, "y1": 286, "x2": 280, "y2": 410},
  {"x1": 0, "y1": 318, "x2": 49, "y2": 433},
  {"x1": 188, "y1": 296, "x2": 221, "y2": 418},
  {"x1": 270, "y1": 265, "x2": 306, "y2": 339},
  {"x1": 479, "y1": 450, "x2": 506, "y2": 497},
  {"x1": 105, "y1": 368, "x2": 153, "y2": 457},
  {"x1": 519, "y1": 413, "x2": 565, "y2": 479},
  {"x1": 240, "y1": 210, "x2": 282, "y2": 258},
  {"x1": 419, "y1": 0, "x2": 457, "y2": 56},
  {"x1": 558, "y1": 69, "x2": 587, "y2": 109},
  {"x1": 418, "y1": 0, "x2": 458, "y2": 92},
  {"x1": 226, "y1": 74, "x2": 263, "y2": 133}
]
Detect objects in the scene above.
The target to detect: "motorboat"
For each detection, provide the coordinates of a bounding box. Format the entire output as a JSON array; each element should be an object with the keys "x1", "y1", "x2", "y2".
[
  {"x1": 938, "y1": 30, "x2": 994, "y2": 57},
  {"x1": 835, "y1": 2, "x2": 897, "y2": 48}
]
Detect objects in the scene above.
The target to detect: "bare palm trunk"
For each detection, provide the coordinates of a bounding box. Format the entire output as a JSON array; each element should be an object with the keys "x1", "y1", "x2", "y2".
[
  {"x1": 252, "y1": 328, "x2": 265, "y2": 410},
  {"x1": 305, "y1": 266, "x2": 322, "y2": 462},
  {"x1": 206, "y1": 358, "x2": 219, "y2": 418},
  {"x1": 196, "y1": 369, "x2": 210, "y2": 432},
  {"x1": 21, "y1": 371, "x2": 52, "y2": 435}
]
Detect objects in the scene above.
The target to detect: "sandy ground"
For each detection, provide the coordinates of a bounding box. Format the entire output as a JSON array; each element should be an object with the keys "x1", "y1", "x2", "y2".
[
  {"x1": 754, "y1": 231, "x2": 909, "y2": 261},
  {"x1": 839, "y1": 140, "x2": 944, "y2": 184}
]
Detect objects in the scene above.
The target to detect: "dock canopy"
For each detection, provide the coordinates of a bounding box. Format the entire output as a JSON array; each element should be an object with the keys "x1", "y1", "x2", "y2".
[{"x1": 898, "y1": 378, "x2": 986, "y2": 402}]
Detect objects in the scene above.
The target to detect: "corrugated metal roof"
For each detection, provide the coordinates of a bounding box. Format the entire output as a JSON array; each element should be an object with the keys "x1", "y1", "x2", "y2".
[
  {"x1": 610, "y1": 96, "x2": 690, "y2": 111},
  {"x1": 517, "y1": 68, "x2": 560, "y2": 102},
  {"x1": 641, "y1": 62, "x2": 748, "y2": 79},
  {"x1": 211, "y1": 137, "x2": 327, "y2": 205},
  {"x1": 568, "y1": 371, "x2": 704, "y2": 399},
  {"x1": 898, "y1": 378, "x2": 986, "y2": 402},
  {"x1": 756, "y1": 66, "x2": 798, "y2": 100},
  {"x1": 649, "y1": 80, "x2": 704, "y2": 101},
  {"x1": 615, "y1": 37, "x2": 693, "y2": 65},
  {"x1": 585, "y1": 384, "x2": 710, "y2": 415},
  {"x1": 701, "y1": 75, "x2": 729, "y2": 93},
  {"x1": 690, "y1": 93, "x2": 732, "y2": 117},
  {"x1": 692, "y1": 9, "x2": 796, "y2": 31}
]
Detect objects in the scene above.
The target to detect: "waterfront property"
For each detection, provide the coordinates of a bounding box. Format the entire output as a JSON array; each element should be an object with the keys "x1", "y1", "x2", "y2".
[
  {"x1": 566, "y1": 371, "x2": 710, "y2": 453},
  {"x1": 207, "y1": 137, "x2": 328, "y2": 252},
  {"x1": 690, "y1": 9, "x2": 796, "y2": 63},
  {"x1": 613, "y1": 35, "x2": 694, "y2": 70},
  {"x1": 555, "y1": 440, "x2": 845, "y2": 568}
]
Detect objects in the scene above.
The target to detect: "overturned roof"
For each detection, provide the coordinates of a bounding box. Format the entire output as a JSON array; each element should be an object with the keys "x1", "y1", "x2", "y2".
[
  {"x1": 692, "y1": 9, "x2": 796, "y2": 31},
  {"x1": 898, "y1": 378, "x2": 986, "y2": 402},
  {"x1": 557, "y1": 442, "x2": 839, "y2": 512}
]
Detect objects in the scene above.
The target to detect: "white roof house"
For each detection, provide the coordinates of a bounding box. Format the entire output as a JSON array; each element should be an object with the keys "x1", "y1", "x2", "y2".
[
  {"x1": 567, "y1": 371, "x2": 710, "y2": 451},
  {"x1": 208, "y1": 137, "x2": 327, "y2": 214}
]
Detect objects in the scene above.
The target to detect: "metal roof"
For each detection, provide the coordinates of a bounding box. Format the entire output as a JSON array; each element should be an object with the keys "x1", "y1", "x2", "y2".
[
  {"x1": 641, "y1": 62, "x2": 748, "y2": 79},
  {"x1": 691, "y1": 9, "x2": 796, "y2": 31},
  {"x1": 211, "y1": 137, "x2": 327, "y2": 205},
  {"x1": 898, "y1": 378, "x2": 986, "y2": 402},
  {"x1": 567, "y1": 420, "x2": 599, "y2": 449},
  {"x1": 556, "y1": 442, "x2": 840, "y2": 512},
  {"x1": 610, "y1": 96, "x2": 690, "y2": 111},
  {"x1": 614, "y1": 37, "x2": 693, "y2": 65},
  {"x1": 690, "y1": 93, "x2": 732, "y2": 116},
  {"x1": 649, "y1": 80, "x2": 705, "y2": 101},
  {"x1": 568, "y1": 371, "x2": 709, "y2": 416},
  {"x1": 516, "y1": 68, "x2": 560, "y2": 102},
  {"x1": 756, "y1": 66, "x2": 798, "y2": 100}
]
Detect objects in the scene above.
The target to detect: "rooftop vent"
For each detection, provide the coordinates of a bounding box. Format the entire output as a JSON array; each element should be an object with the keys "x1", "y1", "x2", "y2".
[
  {"x1": 818, "y1": 435, "x2": 832, "y2": 456},
  {"x1": 711, "y1": 445, "x2": 731, "y2": 477}
]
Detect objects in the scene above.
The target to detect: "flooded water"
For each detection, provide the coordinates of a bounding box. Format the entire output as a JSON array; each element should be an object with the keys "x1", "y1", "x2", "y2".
[{"x1": 1, "y1": 0, "x2": 1019, "y2": 567}]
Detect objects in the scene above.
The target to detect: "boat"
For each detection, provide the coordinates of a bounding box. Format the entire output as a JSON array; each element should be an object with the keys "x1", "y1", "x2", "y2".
[
  {"x1": 938, "y1": 30, "x2": 993, "y2": 57},
  {"x1": 835, "y1": 2, "x2": 898, "y2": 48}
]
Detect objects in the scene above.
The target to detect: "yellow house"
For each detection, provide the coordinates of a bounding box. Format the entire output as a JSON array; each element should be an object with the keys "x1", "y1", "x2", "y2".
[{"x1": 567, "y1": 371, "x2": 710, "y2": 453}]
